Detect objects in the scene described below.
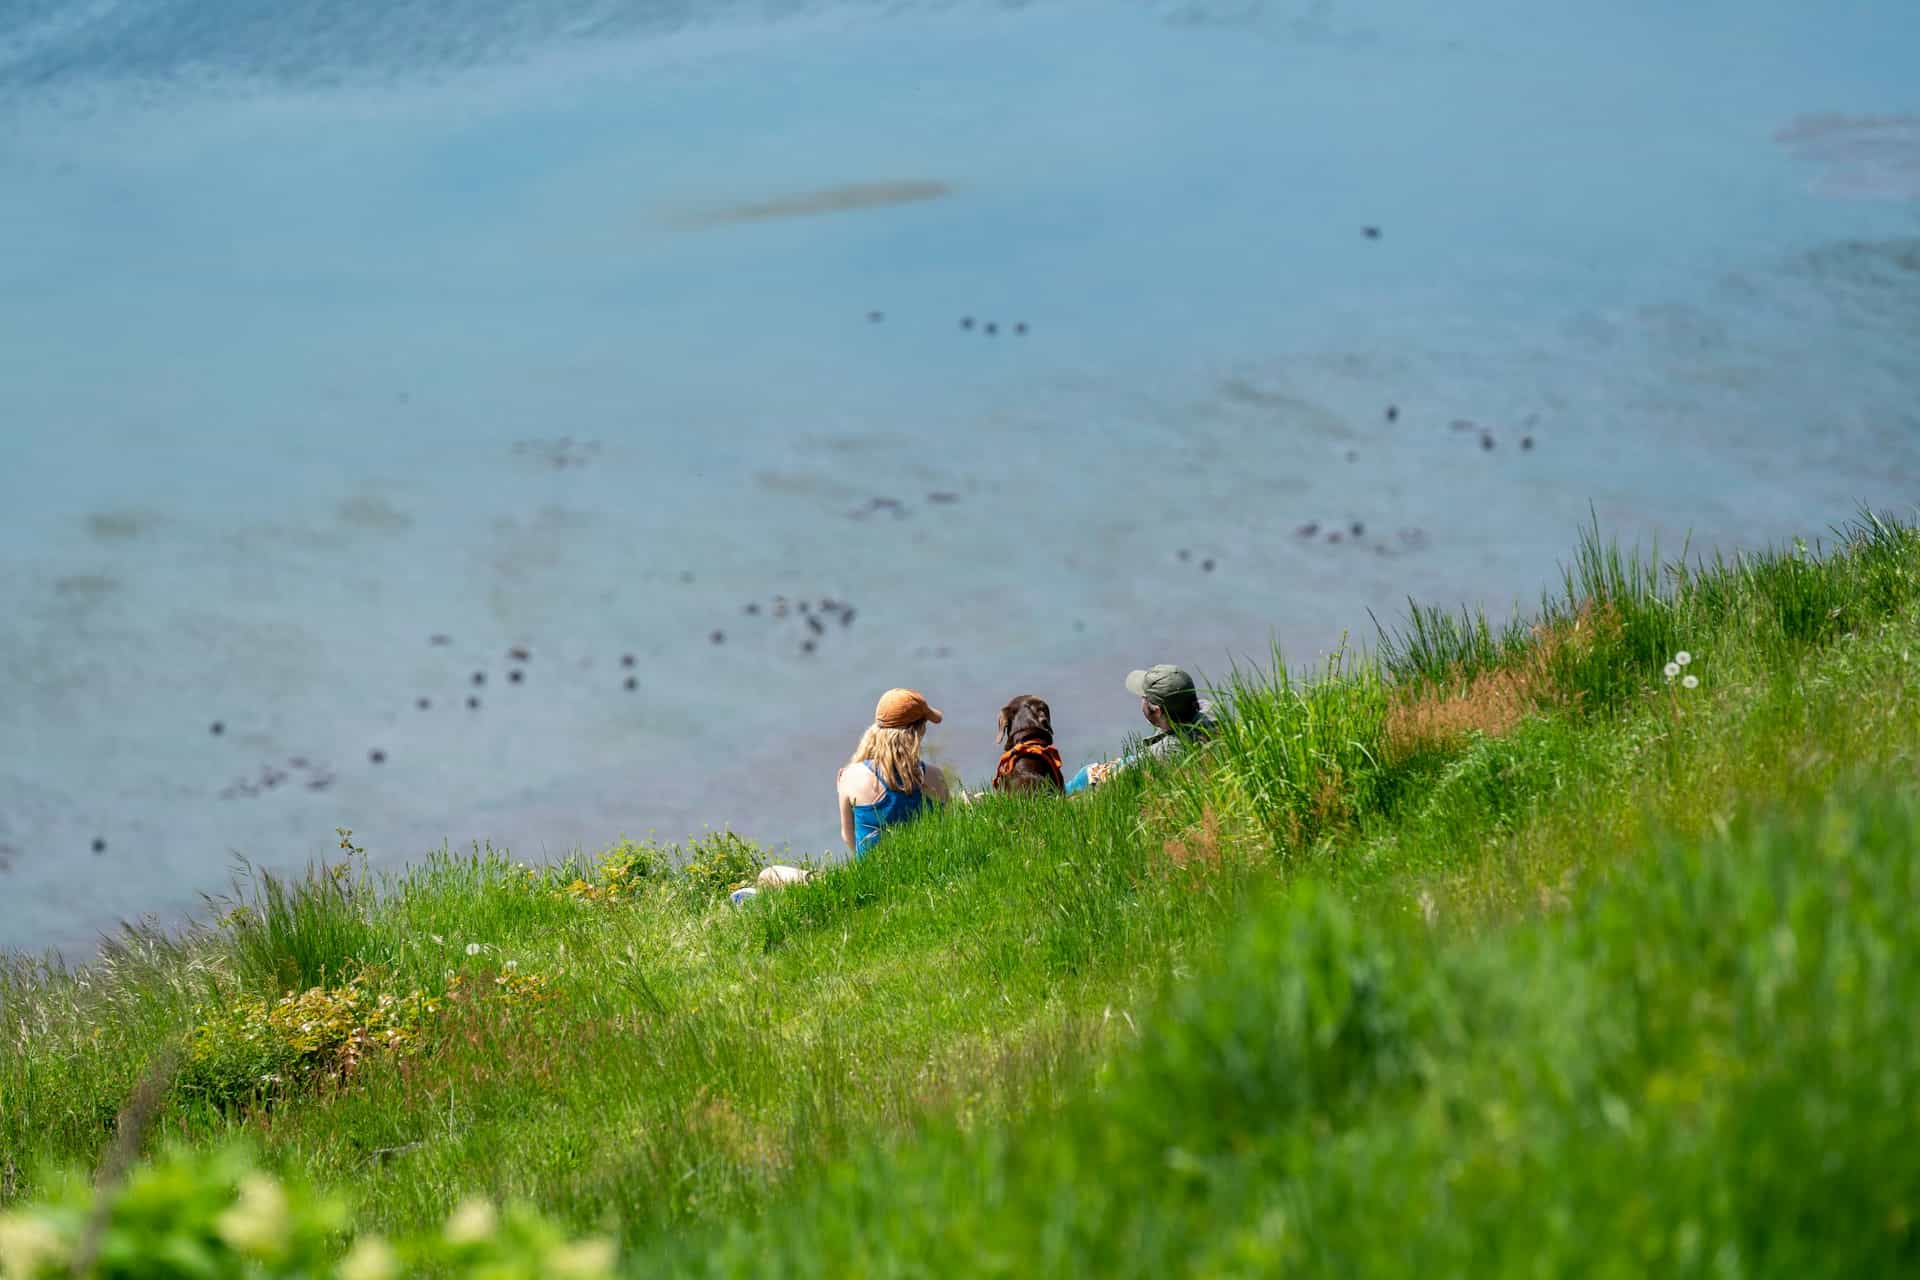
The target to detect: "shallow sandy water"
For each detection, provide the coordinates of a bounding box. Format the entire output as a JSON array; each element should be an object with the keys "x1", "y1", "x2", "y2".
[{"x1": 2, "y1": 0, "x2": 1917, "y2": 956}]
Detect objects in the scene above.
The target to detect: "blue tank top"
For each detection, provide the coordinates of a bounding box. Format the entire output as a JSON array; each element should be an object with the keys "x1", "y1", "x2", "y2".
[{"x1": 852, "y1": 760, "x2": 926, "y2": 854}]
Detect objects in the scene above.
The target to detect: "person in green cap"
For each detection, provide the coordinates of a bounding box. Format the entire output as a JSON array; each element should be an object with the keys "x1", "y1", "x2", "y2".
[{"x1": 1065, "y1": 664, "x2": 1216, "y2": 794}]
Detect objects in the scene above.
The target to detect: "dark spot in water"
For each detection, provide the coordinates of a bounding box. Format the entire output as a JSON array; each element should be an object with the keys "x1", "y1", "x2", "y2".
[
  {"x1": 209, "y1": 721, "x2": 224, "y2": 736},
  {"x1": 800, "y1": 639, "x2": 817, "y2": 654},
  {"x1": 806, "y1": 615, "x2": 825, "y2": 636},
  {"x1": 416, "y1": 696, "x2": 431, "y2": 710},
  {"x1": 1074, "y1": 620, "x2": 1086, "y2": 631},
  {"x1": 287, "y1": 756, "x2": 308, "y2": 768},
  {"x1": 1176, "y1": 548, "x2": 1191, "y2": 562},
  {"x1": 1328, "y1": 531, "x2": 1344, "y2": 544},
  {"x1": 307, "y1": 774, "x2": 333, "y2": 791},
  {"x1": 1351, "y1": 521, "x2": 1365, "y2": 537},
  {"x1": 1014, "y1": 322, "x2": 1028, "y2": 335},
  {"x1": 1297, "y1": 521, "x2": 1320, "y2": 537},
  {"x1": 926, "y1": 491, "x2": 960, "y2": 504},
  {"x1": 429, "y1": 634, "x2": 451, "y2": 646},
  {"x1": 680, "y1": 571, "x2": 695, "y2": 584},
  {"x1": 260, "y1": 767, "x2": 287, "y2": 789},
  {"x1": 841, "y1": 608, "x2": 857, "y2": 627},
  {"x1": 744, "y1": 603, "x2": 761, "y2": 615},
  {"x1": 798, "y1": 601, "x2": 811, "y2": 614},
  {"x1": 621, "y1": 654, "x2": 636, "y2": 667},
  {"x1": 91, "y1": 838, "x2": 106, "y2": 854},
  {"x1": 1521, "y1": 435, "x2": 1535, "y2": 451},
  {"x1": 1386, "y1": 405, "x2": 1399, "y2": 422},
  {"x1": 471, "y1": 671, "x2": 486, "y2": 686},
  {"x1": 508, "y1": 669, "x2": 524, "y2": 684},
  {"x1": 1362, "y1": 226, "x2": 1381, "y2": 239},
  {"x1": 1450, "y1": 419, "x2": 1477, "y2": 433},
  {"x1": 710, "y1": 630, "x2": 726, "y2": 645},
  {"x1": 369, "y1": 749, "x2": 386, "y2": 764},
  {"x1": 960, "y1": 316, "x2": 975, "y2": 330},
  {"x1": 508, "y1": 645, "x2": 530, "y2": 662},
  {"x1": 1346, "y1": 449, "x2": 1359, "y2": 462},
  {"x1": 623, "y1": 676, "x2": 637, "y2": 691},
  {"x1": 1200, "y1": 558, "x2": 1216, "y2": 572},
  {"x1": 1480, "y1": 432, "x2": 1496, "y2": 452},
  {"x1": 984, "y1": 322, "x2": 998, "y2": 335},
  {"x1": 467, "y1": 695, "x2": 481, "y2": 709},
  {"x1": 867, "y1": 310, "x2": 884, "y2": 323}
]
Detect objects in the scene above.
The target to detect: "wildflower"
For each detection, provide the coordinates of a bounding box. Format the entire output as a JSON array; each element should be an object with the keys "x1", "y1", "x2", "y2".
[
  {"x1": 546, "y1": 1237, "x2": 619, "y2": 1278},
  {"x1": 1675, "y1": 651, "x2": 1692, "y2": 666},
  {"x1": 1664, "y1": 662, "x2": 1680, "y2": 680},
  {"x1": 444, "y1": 1196, "x2": 498, "y2": 1245},
  {"x1": 503, "y1": 959, "x2": 518, "y2": 970},
  {"x1": 339, "y1": 1236, "x2": 400, "y2": 1280},
  {"x1": 1682, "y1": 674, "x2": 1698, "y2": 689},
  {"x1": 465, "y1": 942, "x2": 483, "y2": 957},
  {"x1": 0, "y1": 1211, "x2": 67, "y2": 1277},
  {"x1": 215, "y1": 1173, "x2": 291, "y2": 1260}
]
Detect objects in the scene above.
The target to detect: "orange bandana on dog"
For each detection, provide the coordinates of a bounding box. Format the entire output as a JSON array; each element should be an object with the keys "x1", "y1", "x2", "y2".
[{"x1": 993, "y1": 741, "x2": 1065, "y2": 791}]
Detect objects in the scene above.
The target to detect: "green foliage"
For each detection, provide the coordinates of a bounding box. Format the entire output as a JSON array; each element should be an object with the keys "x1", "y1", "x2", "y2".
[
  {"x1": 1166, "y1": 641, "x2": 1388, "y2": 853},
  {"x1": 0, "y1": 1144, "x2": 346, "y2": 1278},
  {"x1": 176, "y1": 981, "x2": 441, "y2": 1111},
  {"x1": 219, "y1": 832, "x2": 378, "y2": 997},
  {"x1": 0, "y1": 1142, "x2": 615, "y2": 1279},
  {"x1": 1373, "y1": 599, "x2": 1526, "y2": 690},
  {"x1": 675, "y1": 830, "x2": 767, "y2": 901}
]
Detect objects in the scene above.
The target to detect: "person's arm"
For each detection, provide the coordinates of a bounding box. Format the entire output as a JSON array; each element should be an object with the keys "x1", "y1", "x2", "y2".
[{"x1": 837, "y1": 768, "x2": 857, "y2": 853}]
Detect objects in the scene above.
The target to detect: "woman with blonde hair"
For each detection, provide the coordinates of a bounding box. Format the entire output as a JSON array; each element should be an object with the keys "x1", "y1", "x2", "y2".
[{"x1": 837, "y1": 688, "x2": 950, "y2": 855}]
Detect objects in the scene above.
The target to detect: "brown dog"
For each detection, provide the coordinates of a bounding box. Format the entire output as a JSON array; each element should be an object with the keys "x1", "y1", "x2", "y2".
[{"x1": 992, "y1": 694, "x2": 1065, "y2": 793}]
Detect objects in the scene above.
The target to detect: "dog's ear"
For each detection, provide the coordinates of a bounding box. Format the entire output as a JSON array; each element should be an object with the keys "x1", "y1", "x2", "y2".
[
  {"x1": 996, "y1": 703, "x2": 1014, "y2": 750},
  {"x1": 1029, "y1": 698, "x2": 1053, "y2": 739}
]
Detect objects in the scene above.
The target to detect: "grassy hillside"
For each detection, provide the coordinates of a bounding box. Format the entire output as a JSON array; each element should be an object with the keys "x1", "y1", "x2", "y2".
[{"x1": 3, "y1": 514, "x2": 1919, "y2": 1276}]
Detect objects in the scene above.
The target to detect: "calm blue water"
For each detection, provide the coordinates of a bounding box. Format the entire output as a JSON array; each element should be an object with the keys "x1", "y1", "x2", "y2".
[{"x1": 3, "y1": 0, "x2": 1918, "y2": 957}]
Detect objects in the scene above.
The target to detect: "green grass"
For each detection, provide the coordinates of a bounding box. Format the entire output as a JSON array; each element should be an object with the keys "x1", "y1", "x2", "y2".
[{"x1": 4, "y1": 512, "x2": 1919, "y2": 1276}]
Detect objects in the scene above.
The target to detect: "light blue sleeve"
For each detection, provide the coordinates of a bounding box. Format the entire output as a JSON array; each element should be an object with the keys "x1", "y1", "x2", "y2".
[{"x1": 1065, "y1": 764, "x2": 1094, "y2": 795}]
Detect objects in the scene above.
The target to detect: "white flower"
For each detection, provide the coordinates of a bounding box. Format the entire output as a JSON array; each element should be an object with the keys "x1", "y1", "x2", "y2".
[
  {"x1": 339, "y1": 1236, "x2": 400, "y2": 1280},
  {"x1": 1675, "y1": 651, "x2": 1692, "y2": 666},
  {"x1": 215, "y1": 1173, "x2": 290, "y2": 1260},
  {"x1": 0, "y1": 1211, "x2": 68, "y2": 1278},
  {"x1": 465, "y1": 942, "x2": 483, "y2": 957},
  {"x1": 1682, "y1": 674, "x2": 1698, "y2": 689},
  {"x1": 546, "y1": 1237, "x2": 619, "y2": 1278},
  {"x1": 1663, "y1": 662, "x2": 1680, "y2": 679},
  {"x1": 444, "y1": 1196, "x2": 498, "y2": 1245},
  {"x1": 503, "y1": 959, "x2": 518, "y2": 970}
]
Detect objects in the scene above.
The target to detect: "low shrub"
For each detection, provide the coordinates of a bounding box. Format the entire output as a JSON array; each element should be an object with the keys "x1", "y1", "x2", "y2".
[{"x1": 0, "y1": 1141, "x2": 615, "y2": 1278}]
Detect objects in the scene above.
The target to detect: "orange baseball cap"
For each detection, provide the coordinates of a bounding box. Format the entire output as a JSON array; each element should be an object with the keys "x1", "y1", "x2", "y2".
[{"x1": 875, "y1": 688, "x2": 943, "y2": 727}]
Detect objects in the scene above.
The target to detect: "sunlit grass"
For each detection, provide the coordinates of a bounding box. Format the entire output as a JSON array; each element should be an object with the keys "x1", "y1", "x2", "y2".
[{"x1": 2, "y1": 510, "x2": 1918, "y2": 1276}]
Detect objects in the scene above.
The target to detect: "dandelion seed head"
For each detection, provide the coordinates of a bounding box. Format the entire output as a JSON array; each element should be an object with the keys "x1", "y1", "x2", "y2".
[
  {"x1": 1682, "y1": 674, "x2": 1699, "y2": 689},
  {"x1": 465, "y1": 942, "x2": 483, "y2": 957},
  {"x1": 1664, "y1": 662, "x2": 1681, "y2": 679},
  {"x1": 1675, "y1": 651, "x2": 1692, "y2": 666}
]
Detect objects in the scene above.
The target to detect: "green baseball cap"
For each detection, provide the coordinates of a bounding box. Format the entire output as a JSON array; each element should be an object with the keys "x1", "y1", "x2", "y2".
[{"x1": 1124, "y1": 664, "x2": 1197, "y2": 710}]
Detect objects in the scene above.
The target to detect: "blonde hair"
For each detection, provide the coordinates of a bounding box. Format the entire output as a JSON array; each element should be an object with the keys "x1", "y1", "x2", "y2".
[{"x1": 847, "y1": 721, "x2": 927, "y2": 793}]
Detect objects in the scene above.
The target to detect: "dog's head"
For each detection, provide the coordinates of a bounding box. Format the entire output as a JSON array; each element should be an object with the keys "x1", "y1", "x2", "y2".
[{"x1": 996, "y1": 694, "x2": 1054, "y2": 750}]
